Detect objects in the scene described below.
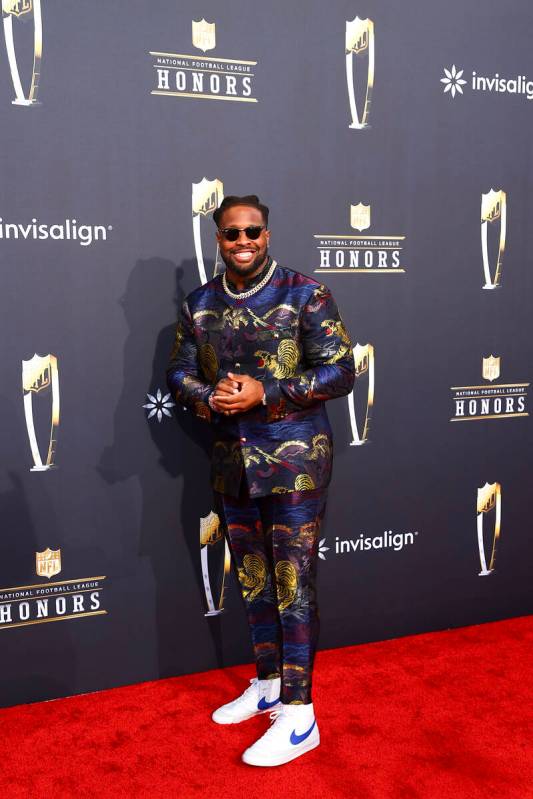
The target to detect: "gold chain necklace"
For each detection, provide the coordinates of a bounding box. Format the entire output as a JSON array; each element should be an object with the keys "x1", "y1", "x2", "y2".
[{"x1": 222, "y1": 259, "x2": 277, "y2": 300}]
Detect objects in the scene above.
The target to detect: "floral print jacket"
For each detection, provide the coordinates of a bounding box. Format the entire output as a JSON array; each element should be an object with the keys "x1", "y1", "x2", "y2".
[{"x1": 166, "y1": 258, "x2": 356, "y2": 498}]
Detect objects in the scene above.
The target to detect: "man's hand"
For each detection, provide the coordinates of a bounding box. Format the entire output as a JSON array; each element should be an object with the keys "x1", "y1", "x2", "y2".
[{"x1": 210, "y1": 372, "x2": 265, "y2": 415}]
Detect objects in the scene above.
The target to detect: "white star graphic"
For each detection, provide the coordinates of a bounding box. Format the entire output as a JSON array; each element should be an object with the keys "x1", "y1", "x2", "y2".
[
  {"x1": 441, "y1": 65, "x2": 467, "y2": 98},
  {"x1": 318, "y1": 538, "x2": 329, "y2": 561},
  {"x1": 142, "y1": 388, "x2": 175, "y2": 423}
]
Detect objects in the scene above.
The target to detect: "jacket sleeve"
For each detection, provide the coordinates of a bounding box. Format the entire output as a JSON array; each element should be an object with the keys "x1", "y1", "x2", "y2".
[
  {"x1": 166, "y1": 298, "x2": 217, "y2": 424},
  {"x1": 261, "y1": 283, "x2": 356, "y2": 422}
]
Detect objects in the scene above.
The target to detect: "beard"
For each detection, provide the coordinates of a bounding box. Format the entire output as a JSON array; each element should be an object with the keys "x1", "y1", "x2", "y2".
[{"x1": 221, "y1": 246, "x2": 269, "y2": 278}]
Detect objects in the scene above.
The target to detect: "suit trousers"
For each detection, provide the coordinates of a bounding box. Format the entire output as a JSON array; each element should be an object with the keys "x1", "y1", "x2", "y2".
[{"x1": 214, "y1": 474, "x2": 327, "y2": 704}]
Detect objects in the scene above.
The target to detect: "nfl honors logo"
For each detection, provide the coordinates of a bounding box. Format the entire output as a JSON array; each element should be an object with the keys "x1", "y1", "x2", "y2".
[
  {"x1": 450, "y1": 355, "x2": 529, "y2": 422},
  {"x1": 0, "y1": 552, "x2": 108, "y2": 630},
  {"x1": 314, "y1": 201, "x2": 406, "y2": 273},
  {"x1": 150, "y1": 16, "x2": 258, "y2": 102}
]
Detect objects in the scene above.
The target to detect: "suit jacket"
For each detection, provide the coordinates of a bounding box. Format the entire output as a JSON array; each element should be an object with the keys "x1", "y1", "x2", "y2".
[{"x1": 166, "y1": 257, "x2": 356, "y2": 498}]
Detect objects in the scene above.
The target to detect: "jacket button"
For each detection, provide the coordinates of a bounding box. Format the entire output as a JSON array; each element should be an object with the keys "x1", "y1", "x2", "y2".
[{"x1": 240, "y1": 436, "x2": 247, "y2": 443}]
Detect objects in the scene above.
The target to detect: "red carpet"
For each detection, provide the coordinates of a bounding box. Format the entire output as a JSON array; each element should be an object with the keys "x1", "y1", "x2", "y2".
[{"x1": 2, "y1": 615, "x2": 532, "y2": 798}]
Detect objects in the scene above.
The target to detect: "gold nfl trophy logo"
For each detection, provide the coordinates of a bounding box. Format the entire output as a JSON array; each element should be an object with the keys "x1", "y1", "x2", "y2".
[
  {"x1": 345, "y1": 17, "x2": 374, "y2": 129},
  {"x1": 482, "y1": 354, "x2": 500, "y2": 382},
  {"x1": 22, "y1": 353, "x2": 60, "y2": 471},
  {"x1": 350, "y1": 202, "x2": 371, "y2": 232},
  {"x1": 2, "y1": 0, "x2": 42, "y2": 105},
  {"x1": 200, "y1": 510, "x2": 231, "y2": 616},
  {"x1": 192, "y1": 18, "x2": 216, "y2": 53},
  {"x1": 192, "y1": 177, "x2": 224, "y2": 285},
  {"x1": 348, "y1": 343, "x2": 375, "y2": 445},
  {"x1": 36, "y1": 547, "x2": 61, "y2": 579},
  {"x1": 476, "y1": 483, "x2": 501, "y2": 576},
  {"x1": 481, "y1": 189, "x2": 506, "y2": 289}
]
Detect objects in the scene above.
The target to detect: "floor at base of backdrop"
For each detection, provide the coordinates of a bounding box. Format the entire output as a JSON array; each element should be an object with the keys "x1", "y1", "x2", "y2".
[{"x1": 2, "y1": 615, "x2": 532, "y2": 799}]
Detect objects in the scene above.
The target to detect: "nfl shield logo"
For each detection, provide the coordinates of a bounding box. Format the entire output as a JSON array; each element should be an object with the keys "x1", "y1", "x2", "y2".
[
  {"x1": 36, "y1": 547, "x2": 61, "y2": 579},
  {"x1": 350, "y1": 203, "x2": 371, "y2": 231},
  {"x1": 482, "y1": 355, "x2": 500, "y2": 382},
  {"x1": 3, "y1": 0, "x2": 32, "y2": 17},
  {"x1": 192, "y1": 19, "x2": 216, "y2": 52},
  {"x1": 481, "y1": 189, "x2": 504, "y2": 223},
  {"x1": 22, "y1": 353, "x2": 53, "y2": 393},
  {"x1": 477, "y1": 482, "x2": 498, "y2": 514},
  {"x1": 353, "y1": 342, "x2": 371, "y2": 377},
  {"x1": 345, "y1": 17, "x2": 371, "y2": 54},
  {"x1": 200, "y1": 510, "x2": 222, "y2": 546},
  {"x1": 192, "y1": 177, "x2": 224, "y2": 216}
]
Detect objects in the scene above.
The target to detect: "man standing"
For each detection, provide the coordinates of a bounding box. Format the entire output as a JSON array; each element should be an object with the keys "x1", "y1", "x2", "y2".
[{"x1": 166, "y1": 195, "x2": 355, "y2": 766}]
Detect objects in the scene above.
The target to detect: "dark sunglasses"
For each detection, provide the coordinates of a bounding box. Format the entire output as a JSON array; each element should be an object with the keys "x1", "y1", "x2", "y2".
[{"x1": 217, "y1": 225, "x2": 266, "y2": 242}]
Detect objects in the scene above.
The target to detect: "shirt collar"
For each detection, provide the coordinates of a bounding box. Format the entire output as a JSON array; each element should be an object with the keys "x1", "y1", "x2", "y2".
[{"x1": 224, "y1": 255, "x2": 273, "y2": 294}]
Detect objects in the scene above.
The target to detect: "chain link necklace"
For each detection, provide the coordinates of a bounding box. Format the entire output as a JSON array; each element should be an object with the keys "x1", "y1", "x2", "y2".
[{"x1": 222, "y1": 259, "x2": 277, "y2": 300}]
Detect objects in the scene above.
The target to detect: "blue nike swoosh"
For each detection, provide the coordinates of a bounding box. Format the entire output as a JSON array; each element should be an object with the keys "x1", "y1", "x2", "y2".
[
  {"x1": 290, "y1": 719, "x2": 316, "y2": 745},
  {"x1": 257, "y1": 696, "x2": 280, "y2": 710}
]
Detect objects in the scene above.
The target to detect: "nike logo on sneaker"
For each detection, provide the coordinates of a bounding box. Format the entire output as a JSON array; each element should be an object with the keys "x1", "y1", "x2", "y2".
[
  {"x1": 290, "y1": 720, "x2": 316, "y2": 745},
  {"x1": 257, "y1": 696, "x2": 280, "y2": 710}
]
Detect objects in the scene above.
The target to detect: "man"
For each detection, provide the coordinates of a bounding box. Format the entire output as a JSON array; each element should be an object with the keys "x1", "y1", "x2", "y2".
[{"x1": 166, "y1": 195, "x2": 355, "y2": 767}]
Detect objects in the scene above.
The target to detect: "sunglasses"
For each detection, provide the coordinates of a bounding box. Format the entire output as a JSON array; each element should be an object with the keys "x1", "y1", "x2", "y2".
[{"x1": 217, "y1": 225, "x2": 266, "y2": 242}]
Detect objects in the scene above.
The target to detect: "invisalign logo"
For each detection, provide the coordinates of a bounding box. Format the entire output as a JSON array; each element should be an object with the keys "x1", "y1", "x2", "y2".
[
  {"x1": 0, "y1": 218, "x2": 113, "y2": 246},
  {"x1": 319, "y1": 530, "x2": 419, "y2": 560},
  {"x1": 441, "y1": 65, "x2": 533, "y2": 101}
]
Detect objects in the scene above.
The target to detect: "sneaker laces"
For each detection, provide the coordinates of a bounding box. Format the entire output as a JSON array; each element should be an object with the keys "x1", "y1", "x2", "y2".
[
  {"x1": 229, "y1": 677, "x2": 281, "y2": 712},
  {"x1": 228, "y1": 677, "x2": 259, "y2": 707},
  {"x1": 253, "y1": 707, "x2": 292, "y2": 744},
  {"x1": 244, "y1": 677, "x2": 260, "y2": 696}
]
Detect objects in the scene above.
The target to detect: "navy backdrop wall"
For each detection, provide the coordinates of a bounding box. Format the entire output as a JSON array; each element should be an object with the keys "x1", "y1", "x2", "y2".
[{"x1": 1, "y1": 0, "x2": 532, "y2": 707}]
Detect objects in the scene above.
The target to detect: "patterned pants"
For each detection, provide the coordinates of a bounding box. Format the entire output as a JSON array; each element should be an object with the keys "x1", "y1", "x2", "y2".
[{"x1": 214, "y1": 476, "x2": 327, "y2": 705}]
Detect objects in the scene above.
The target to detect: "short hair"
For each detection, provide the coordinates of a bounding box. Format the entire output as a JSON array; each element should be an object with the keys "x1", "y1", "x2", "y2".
[{"x1": 213, "y1": 194, "x2": 269, "y2": 228}]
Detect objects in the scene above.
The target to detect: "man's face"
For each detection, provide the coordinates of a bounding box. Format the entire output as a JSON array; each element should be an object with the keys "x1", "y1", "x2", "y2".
[{"x1": 216, "y1": 205, "x2": 270, "y2": 278}]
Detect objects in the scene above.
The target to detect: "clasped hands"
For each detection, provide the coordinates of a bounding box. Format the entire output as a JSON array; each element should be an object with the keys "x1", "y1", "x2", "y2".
[{"x1": 209, "y1": 372, "x2": 265, "y2": 415}]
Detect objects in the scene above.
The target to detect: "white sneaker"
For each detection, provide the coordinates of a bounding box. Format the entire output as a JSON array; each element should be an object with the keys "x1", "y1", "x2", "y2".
[
  {"x1": 241, "y1": 702, "x2": 320, "y2": 766},
  {"x1": 212, "y1": 676, "x2": 281, "y2": 724}
]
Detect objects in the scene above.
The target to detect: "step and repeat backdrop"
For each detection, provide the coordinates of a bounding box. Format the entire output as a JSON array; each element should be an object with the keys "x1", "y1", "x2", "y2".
[{"x1": 1, "y1": 0, "x2": 532, "y2": 707}]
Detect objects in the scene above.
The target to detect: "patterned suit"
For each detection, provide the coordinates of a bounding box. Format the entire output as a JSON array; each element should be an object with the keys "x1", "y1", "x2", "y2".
[{"x1": 166, "y1": 256, "x2": 355, "y2": 703}]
